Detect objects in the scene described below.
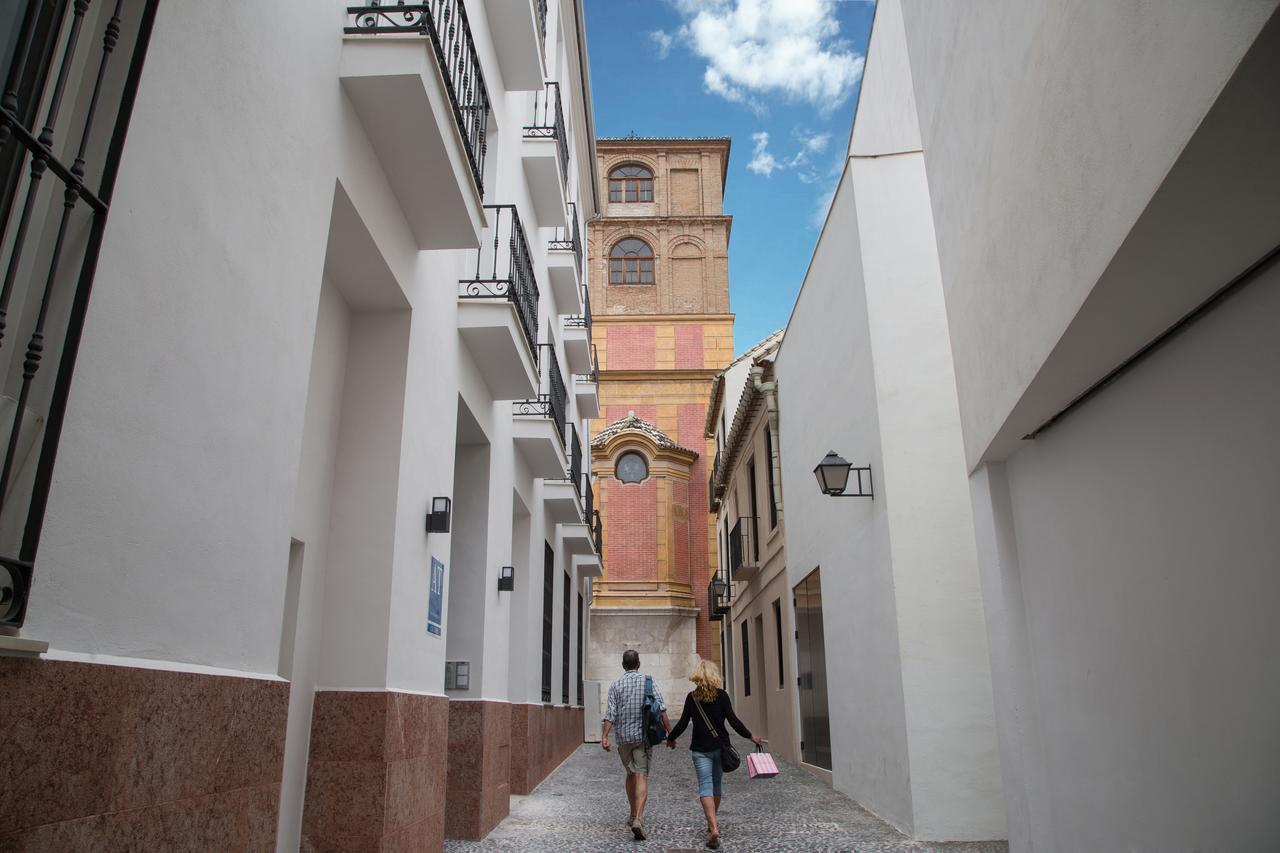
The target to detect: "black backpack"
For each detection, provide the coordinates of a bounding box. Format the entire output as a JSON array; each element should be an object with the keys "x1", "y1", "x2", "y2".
[{"x1": 642, "y1": 676, "x2": 666, "y2": 746}]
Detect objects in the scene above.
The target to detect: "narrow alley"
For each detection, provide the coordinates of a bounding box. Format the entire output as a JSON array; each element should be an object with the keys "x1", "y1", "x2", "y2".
[{"x1": 445, "y1": 736, "x2": 1008, "y2": 853}]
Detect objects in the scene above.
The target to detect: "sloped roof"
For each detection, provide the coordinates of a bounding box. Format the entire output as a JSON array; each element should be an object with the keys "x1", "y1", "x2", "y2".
[
  {"x1": 705, "y1": 329, "x2": 785, "y2": 437},
  {"x1": 590, "y1": 411, "x2": 699, "y2": 457}
]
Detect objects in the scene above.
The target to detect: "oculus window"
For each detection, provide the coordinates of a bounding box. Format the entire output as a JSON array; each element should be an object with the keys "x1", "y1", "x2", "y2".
[
  {"x1": 616, "y1": 451, "x2": 649, "y2": 483},
  {"x1": 608, "y1": 164, "x2": 654, "y2": 203},
  {"x1": 609, "y1": 238, "x2": 654, "y2": 285}
]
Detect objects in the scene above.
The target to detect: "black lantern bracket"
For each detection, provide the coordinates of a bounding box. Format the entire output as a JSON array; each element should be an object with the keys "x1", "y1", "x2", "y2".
[
  {"x1": 497, "y1": 565, "x2": 515, "y2": 592},
  {"x1": 814, "y1": 451, "x2": 875, "y2": 499}
]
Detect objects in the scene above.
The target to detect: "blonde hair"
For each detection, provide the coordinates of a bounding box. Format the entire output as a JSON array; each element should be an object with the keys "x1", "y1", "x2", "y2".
[{"x1": 690, "y1": 659, "x2": 723, "y2": 703}]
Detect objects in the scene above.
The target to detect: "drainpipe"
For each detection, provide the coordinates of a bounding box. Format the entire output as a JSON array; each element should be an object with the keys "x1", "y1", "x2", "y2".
[{"x1": 749, "y1": 364, "x2": 783, "y2": 528}]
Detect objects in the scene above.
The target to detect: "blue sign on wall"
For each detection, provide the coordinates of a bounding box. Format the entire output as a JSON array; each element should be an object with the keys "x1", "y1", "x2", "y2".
[{"x1": 427, "y1": 556, "x2": 444, "y2": 637}]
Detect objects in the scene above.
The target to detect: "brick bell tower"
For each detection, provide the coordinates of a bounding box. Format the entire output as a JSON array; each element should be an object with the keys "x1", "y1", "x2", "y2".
[{"x1": 584, "y1": 137, "x2": 733, "y2": 706}]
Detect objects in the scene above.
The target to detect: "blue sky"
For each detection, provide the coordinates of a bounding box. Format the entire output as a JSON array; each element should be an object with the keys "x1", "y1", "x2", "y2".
[{"x1": 583, "y1": 0, "x2": 876, "y2": 354}]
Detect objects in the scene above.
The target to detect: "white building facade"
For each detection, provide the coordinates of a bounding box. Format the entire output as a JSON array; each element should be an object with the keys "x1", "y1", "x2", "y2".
[
  {"x1": 706, "y1": 332, "x2": 803, "y2": 768},
  {"x1": 776, "y1": 0, "x2": 1280, "y2": 850},
  {"x1": 0, "y1": 1, "x2": 600, "y2": 849}
]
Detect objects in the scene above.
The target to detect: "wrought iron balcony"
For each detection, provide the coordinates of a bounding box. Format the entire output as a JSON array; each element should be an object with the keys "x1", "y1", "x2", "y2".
[
  {"x1": 524, "y1": 81, "x2": 568, "y2": 190},
  {"x1": 728, "y1": 516, "x2": 758, "y2": 580},
  {"x1": 592, "y1": 509, "x2": 603, "y2": 556},
  {"x1": 346, "y1": 1, "x2": 492, "y2": 197},
  {"x1": 535, "y1": 0, "x2": 548, "y2": 43},
  {"x1": 709, "y1": 448, "x2": 723, "y2": 511},
  {"x1": 460, "y1": 204, "x2": 539, "y2": 360},
  {"x1": 566, "y1": 422, "x2": 583, "y2": 503},
  {"x1": 514, "y1": 343, "x2": 567, "y2": 450},
  {"x1": 584, "y1": 474, "x2": 595, "y2": 527},
  {"x1": 549, "y1": 201, "x2": 582, "y2": 268}
]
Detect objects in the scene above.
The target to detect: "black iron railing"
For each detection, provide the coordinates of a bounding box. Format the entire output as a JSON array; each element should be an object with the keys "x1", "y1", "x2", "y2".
[
  {"x1": 0, "y1": 0, "x2": 160, "y2": 627},
  {"x1": 524, "y1": 81, "x2": 568, "y2": 189},
  {"x1": 535, "y1": 0, "x2": 548, "y2": 43},
  {"x1": 565, "y1": 282, "x2": 592, "y2": 347},
  {"x1": 514, "y1": 344, "x2": 567, "y2": 450},
  {"x1": 728, "y1": 517, "x2": 756, "y2": 578},
  {"x1": 709, "y1": 448, "x2": 723, "y2": 511},
  {"x1": 565, "y1": 421, "x2": 582, "y2": 501},
  {"x1": 584, "y1": 473, "x2": 594, "y2": 526},
  {"x1": 592, "y1": 509, "x2": 603, "y2": 555},
  {"x1": 346, "y1": 1, "x2": 491, "y2": 196},
  {"x1": 548, "y1": 200, "x2": 582, "y2": 268},
  {"x1": 461, "y1": 204, "x2": 539, "y2": 360},
  {"x1": 574, "y1": 342, "x2": 599, "y2": 385}
]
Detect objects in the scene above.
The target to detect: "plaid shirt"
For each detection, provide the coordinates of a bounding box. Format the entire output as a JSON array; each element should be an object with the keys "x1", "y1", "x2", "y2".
[{"x1": 604, "y1": 670, "x2": 665, "y2": 745}]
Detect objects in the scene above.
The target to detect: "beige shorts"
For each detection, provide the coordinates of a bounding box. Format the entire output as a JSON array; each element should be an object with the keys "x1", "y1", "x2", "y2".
[{"x1": 618, "y1": 741, "x2": 651, "y2": 775}]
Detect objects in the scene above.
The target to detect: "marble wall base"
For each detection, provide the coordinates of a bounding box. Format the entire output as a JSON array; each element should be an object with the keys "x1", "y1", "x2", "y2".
[
  {"x1": 0, "y1": 657, "x2": 289, "y2": 851},
  {"x1": 444, "y1": 700, "x2": 511, "y2": 840},
  {"x1": 509, "y1": 704, "x2": 586, "y2": 795},
  {"x1": 300, "y1": 690, "x2": 448, "y2": 853}
]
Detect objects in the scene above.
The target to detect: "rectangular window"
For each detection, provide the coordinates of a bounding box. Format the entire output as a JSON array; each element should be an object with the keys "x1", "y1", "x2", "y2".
[
  {"x1": 609, "y1": 180, "x2": 622, "y2": 202},
  {"x1": 639, "y1": 258, "x2": 654, "y2": 283},
  {"x1": 765, "y1": 427, "x2": 778, "y2": 530},
  {"x1": 773, "y1": 599, "x2": 785, "y2": 688},
  {"x1": 747, "y1": 457, "x2": 760, "y2": 563},
  {"x1": 562, "y1": 570, "x2": 571, "y2": 705},
  {"x1": 542, "y1": 542, "x2": 554, "y2": 703},
  {"x1": 609, "y1": 258, "x2": 623, "y2": 282},
  {"x1": 741, "y1": 619, "x2": 751, "y2": 697},
  {"x1": 577, "y1": 593, "x2": 585, "y2": 706}
]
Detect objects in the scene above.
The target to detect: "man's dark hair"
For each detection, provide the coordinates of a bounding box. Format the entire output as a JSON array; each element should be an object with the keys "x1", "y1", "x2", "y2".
[{"x1": 622, "y1": 649, "x2": 640, "y2": 671}]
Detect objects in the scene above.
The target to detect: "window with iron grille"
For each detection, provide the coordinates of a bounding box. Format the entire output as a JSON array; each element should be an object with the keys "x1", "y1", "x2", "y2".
[
  {"x1": 541, "y1": 542, "x2": 553, "y2": 703},
  {"x1": 741, "y1": 618, "x2": 751, "y2": 697},
  {"x1": 561, "y1": 569, "x2": 570, "y2": 704},
  {"x1": 577, "y1": 592, "x2": 584, "y2": 706},
  {"x1": 765, "y1": 426, "x2": 779, "y2": 530},
  {"x1": 0, "y1": 0, "x2": 160, "y2": 627}
]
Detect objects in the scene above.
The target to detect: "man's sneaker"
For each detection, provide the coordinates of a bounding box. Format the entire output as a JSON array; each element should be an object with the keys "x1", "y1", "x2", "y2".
[{"x1": 631, "y1": 819, "x2": 647, "y2": 841}]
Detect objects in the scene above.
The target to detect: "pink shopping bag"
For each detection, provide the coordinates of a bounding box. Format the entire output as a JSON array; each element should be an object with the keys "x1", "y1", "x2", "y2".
[{"x1": 747, "y1": 747, "x2": 779, "y2": 779}]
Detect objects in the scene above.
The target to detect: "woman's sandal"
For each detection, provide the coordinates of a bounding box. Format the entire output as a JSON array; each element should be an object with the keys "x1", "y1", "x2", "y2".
[{"x1": 706, "y1": 831, "x2": 721, "y2": 849}]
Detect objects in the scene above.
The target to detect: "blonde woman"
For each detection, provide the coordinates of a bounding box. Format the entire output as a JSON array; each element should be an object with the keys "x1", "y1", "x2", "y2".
[{"x1": 665, "y1": 659, "x2": 764, "y2": 849}]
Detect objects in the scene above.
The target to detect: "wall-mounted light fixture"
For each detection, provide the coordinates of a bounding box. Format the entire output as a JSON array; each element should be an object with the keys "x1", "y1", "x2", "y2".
[
  {"x1": 425, "y1": 497, "x2": 452, "y2": 533},
  {"x1": 498, "y1": 565, "x2": 515, "y2": 592},
  {"x1": 814, "y1": 451, "x2": 873, "y2": 499},
  {"x1": 710, "y1": 574, "x2": 727, "y2": 601}
]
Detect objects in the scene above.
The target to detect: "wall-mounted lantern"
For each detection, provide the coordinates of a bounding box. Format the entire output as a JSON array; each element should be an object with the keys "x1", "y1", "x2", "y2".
[
  {"x1": 425, "y1": 497, "x2": 452, "y2": 533},
  {"x1": 813, "y1": 451, "x2": 874, "y2": 499},
  {"x1": 498, "y1": 565, "x2": 515, "y2": 592},
  {"x1": 710, "y1": 574, "x2": 727, "y2": 601}
]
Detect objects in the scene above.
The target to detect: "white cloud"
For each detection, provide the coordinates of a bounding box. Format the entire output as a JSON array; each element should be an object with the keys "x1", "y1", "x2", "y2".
[
  {"x1": 671, "y1": 0, "x2": 864, "y2": 112},
  {"x1": 747, "y1": 131, "x2": 780, "y2": 176},
  {"x1": 649, "y1": 30, "x2": 674, "y2": 60},
  {"x1": 810, "y1": 187, "x2": 835, "y2": 230}
]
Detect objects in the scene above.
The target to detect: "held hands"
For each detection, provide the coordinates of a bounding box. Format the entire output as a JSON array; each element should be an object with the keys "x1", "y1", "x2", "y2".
[{"x1": 665, "y1": 738, "x2": 677, "y2": 749}]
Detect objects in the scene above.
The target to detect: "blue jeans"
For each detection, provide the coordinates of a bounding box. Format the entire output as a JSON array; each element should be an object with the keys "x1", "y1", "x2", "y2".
[{"x1": 692, "y1": 748, "x2": 723, "y2": 798}]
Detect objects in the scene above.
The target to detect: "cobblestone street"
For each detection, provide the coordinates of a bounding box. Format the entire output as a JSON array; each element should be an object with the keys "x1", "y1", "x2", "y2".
[{"x1": 446, "y1": 737, "x2": 1009, "y2": 852}]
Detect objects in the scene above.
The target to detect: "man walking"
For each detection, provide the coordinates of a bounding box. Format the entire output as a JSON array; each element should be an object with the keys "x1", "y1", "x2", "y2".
[{"x1": 602, "y1": 649, "x2": 670, "y2": 840}]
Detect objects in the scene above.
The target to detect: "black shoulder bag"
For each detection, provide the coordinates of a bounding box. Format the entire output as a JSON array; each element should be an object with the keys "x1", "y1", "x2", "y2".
[
  {"x1": 694, "y1": 697, "x2": 741, "y2": 772},
  {"x1": 642, "y1": 676, "x2": 667, "y2": 747}
]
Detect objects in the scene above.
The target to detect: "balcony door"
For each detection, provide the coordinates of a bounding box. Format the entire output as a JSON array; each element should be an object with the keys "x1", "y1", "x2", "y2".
[{"x1": 794, "y1": 569, "x2": 832, "y2": 770}]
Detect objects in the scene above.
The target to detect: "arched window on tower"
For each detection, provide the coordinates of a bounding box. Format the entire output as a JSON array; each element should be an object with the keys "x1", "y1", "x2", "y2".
[
  {"x1": 609, "y1": 238, "x2": 655, "y2": 285},
  {"x1": 609, "y1": 164, "x2": 654, "y2": 203}
]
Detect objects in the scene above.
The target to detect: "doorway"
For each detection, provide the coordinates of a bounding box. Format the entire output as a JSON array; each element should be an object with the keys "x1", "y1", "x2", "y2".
[{"x1": 794, "y1": 569, "x2": 832, "y2": 770}]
